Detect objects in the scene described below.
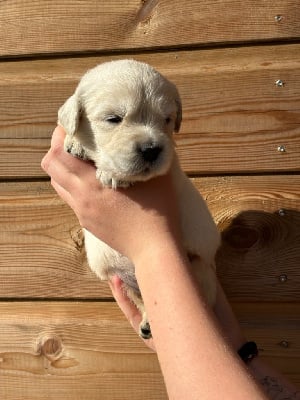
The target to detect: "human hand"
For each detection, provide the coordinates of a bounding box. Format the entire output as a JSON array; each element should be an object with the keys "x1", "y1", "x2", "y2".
[{"x1": 41, "y1": 126, "x2": 183, "y2": 264}]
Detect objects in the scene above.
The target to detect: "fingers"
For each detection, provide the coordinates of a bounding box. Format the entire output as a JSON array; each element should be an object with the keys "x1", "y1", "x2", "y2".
[
  {"x1": 50, "y1": 178, "x2": 77, "y2": 212},
  {"x1": 41, "y1": 126, "x2": 98, "y2": 196},
  {"x1": 41, "y1": 125, "x2": 83, "y2": 179},
  {"x1": 41, "y1": 126, "x2": 66, "y2": 172},
  {"x1": 109, "y1": 276, "x2": 142, "y2": 332},
  {"x1": 51, "y1": 125, "x2": 66, "y2": 148}
]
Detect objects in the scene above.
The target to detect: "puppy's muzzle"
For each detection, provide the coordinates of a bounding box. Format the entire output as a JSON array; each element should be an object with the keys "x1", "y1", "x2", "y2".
[{"x1": 137, "y1": 142, "x2": 163, "y2": 163}]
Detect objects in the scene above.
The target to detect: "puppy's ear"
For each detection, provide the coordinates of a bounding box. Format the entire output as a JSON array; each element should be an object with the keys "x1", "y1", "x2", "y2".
[
  {"x1": 174, "y1": 99, "x2": 182, "y2": 133},
  {"x1": 58, "y1": 94, "x2": 81, "y2": 136}
]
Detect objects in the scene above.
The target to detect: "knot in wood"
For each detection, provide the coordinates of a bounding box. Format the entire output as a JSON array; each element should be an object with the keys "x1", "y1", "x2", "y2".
[{"x1": 37, "y1": 334, "x2": 63, "y2": 361}]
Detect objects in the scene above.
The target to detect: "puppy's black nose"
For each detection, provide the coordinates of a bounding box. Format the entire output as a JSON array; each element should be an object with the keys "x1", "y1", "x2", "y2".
[{"x1": 138, "y1": 143, "x2": 162, "y2": 163}]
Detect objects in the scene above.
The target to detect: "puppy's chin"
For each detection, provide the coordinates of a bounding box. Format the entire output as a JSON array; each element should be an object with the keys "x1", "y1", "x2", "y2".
[
  {"x1": 109, "y1": 153, "x2": 173, "y2": 186},
  {"x1": 130, "y1": 165, "x2": 168, "y2": 182}
]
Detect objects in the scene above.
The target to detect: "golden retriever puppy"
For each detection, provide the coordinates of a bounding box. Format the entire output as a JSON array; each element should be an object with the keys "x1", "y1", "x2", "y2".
[{"x1": 58, "y1": 59, "x2": 220, "y2": 339}]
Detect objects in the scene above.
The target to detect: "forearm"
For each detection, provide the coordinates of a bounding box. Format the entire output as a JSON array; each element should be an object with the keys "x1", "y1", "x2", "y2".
[
  {"x1": 135, "y1": 240, "x2": 268, "y2": 400},
  {"x1": 248, "y1": 358, "x2": 300, "y2": 400}
]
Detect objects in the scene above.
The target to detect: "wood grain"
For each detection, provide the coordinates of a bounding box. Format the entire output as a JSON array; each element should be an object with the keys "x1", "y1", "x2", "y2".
[
  {"x1": 0, "y1": 302, "x2": 167, "y2": 400},
  {"x1": 1, "y1": 44, "x2": 300, "y2": 177},
  {"x1": 0, "y1": 176, "x2": 299, "y2": 301},
  {"x1": 1, "y1": 0, "x2": 300, "y2": 57},
  {"x1": 0, "y1": 139, "x2": 48, "y2": 179},
  {"x1": 0, "y1": 301, "x2": 298, "y2": 399},
  {"x1": 193, "y1": 175, "x2": 300, "y2": 302},
  {"x1": 217, "y1": 208, "x2": 300, "y2": 302},
  {"x1": 0, "y1": 181, "x2": 111, "y2": 299},
  {"x1": 233, "y1": 302, "x2": 300, "y2": 387}
]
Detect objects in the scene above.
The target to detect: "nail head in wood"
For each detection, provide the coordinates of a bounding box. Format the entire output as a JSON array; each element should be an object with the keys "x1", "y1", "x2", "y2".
[
  {"x1": 277, "y1": 145, "x2": 286, "y2": 153},
  {"x1": 275, "y1": 79, "x2": 284, "y2": 87},
  {"x1": 279, "y1": 274, "x2": 288, "y2": 283},
  {"x1": 278, "y1": 209, "x2": 286, "y2": 217}
]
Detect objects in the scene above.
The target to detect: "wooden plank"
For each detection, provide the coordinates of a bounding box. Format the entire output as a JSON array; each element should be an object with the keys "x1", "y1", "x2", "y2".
[
  {"x1": 0, "y1": 181, "x2": 111, "y2": 299},
  {"x1": 1, "y1": 0, "x2": 300, "y2": 57},
  {"x1": 0, "y1": 175, "x2": 299, "y2": 300},
  {"x1": 234, "y1": 302, "x2": 300, "y2": 386},
  {"x1": 0, "y1": 302, "x2": 167, "y2": 400},
  {"x1": 0, "y1": 301, "x2": 298, "y2": 399},
  {"x1": 0, "y1": 139, "x2": 48, "y2": 179},
  {"x1": 1, "y1": 44, "x2": 300, "y2": 177},
  {"x1": 193, "y1": 175, "x2": 300, "y2": 302},
  {"x1": 234, "y1": 303, "x2": 300, "y2": 356}
]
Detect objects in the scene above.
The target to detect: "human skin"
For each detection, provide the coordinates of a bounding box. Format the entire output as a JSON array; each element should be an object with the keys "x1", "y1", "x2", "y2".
[{"x1": 41, "y1": 126, "x2": 299, "y2": 400}]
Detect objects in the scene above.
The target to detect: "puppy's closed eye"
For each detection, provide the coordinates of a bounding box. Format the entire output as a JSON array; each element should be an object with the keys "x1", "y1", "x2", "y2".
[{"x1": 105, "y1": 115, "x2": 123, "y2": 124}]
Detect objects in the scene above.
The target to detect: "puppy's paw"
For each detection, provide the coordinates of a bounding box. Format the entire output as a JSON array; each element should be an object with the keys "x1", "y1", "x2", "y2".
[
  {"x1": 139, "y1": 319, "x2": 152, "y2": 340},
  {"x1": 64, "y1": 136, "x2": 88, "y2": 160},
  {"x1": 96, "y1": 170, "x2": 131, "y2": 189},
  {"x1": 115, "y1": 180, "x2": 132, "y2": 189},
  {"x1": 96, "y1": 170, "x2": 114, "y2": 187}
]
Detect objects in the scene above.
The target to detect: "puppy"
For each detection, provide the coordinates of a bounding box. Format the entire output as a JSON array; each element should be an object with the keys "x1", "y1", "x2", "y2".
[{"x1": 58, "y1": 59, "x2": 220, "y2": 339}]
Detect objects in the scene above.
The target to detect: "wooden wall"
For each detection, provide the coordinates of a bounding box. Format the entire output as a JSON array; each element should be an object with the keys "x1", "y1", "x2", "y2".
[{"x1": 0, "y1": 1, "x2": 299, "y2": 398}]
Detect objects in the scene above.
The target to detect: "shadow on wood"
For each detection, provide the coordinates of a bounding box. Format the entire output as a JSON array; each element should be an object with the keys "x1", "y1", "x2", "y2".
[{"x1": 217, "y1": 208, "x2": 300, "y2": 302}]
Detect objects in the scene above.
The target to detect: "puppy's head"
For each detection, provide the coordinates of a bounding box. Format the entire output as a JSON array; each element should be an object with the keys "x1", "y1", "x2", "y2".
[{"x1": 58, "y1": 59, "x2": 182, "y2": 184}]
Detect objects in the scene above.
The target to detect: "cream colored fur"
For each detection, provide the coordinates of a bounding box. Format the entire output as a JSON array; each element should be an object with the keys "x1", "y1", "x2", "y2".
[{"x1": 58, "y1": 59, "x2": 220, "y2": 339}]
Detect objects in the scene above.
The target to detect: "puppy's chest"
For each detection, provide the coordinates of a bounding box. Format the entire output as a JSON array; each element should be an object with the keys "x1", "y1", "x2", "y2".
[{"x1": 175, "y1": 178, "x2": 220, "y2": 261}]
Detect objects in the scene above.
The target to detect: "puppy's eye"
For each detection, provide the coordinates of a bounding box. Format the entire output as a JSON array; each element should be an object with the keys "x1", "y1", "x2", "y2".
[
  {"x1": 105, "y1": 115, "x2": 123, "y2": 124},
  {"x1": 165, "y1": 117, "x2": 171, "y2": 124}
]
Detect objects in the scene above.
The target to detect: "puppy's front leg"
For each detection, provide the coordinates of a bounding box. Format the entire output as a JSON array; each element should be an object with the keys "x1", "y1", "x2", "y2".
[
  {"x1": 125, "y1": 284, "x2": 152, "y2": 339},
  {"x1": 189, "y1": 255, "x2": 217, "y2": 306}
]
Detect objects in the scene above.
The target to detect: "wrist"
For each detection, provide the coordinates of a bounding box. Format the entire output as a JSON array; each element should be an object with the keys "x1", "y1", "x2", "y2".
[
  {"x1": 130, "y1": 220, "x2": 185, "y2": 265},
  {"x1": 133, "y1": 232, "x2": 187, "y2": 278}
]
